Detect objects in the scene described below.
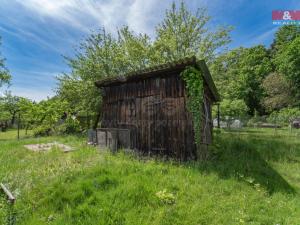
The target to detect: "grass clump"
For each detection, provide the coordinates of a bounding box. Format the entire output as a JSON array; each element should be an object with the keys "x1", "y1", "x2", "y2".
[{"x1": 156, "y1": 189, "x2": 176, "y2": 204}]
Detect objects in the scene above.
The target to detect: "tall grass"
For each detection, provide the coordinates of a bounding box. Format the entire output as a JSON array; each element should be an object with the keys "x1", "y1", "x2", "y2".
[{"x1": 0, "y1": 128, "x2": 300, "y2": 224}]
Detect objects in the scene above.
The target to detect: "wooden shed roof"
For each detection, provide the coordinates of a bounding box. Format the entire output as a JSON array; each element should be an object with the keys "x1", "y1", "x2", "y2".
[{"x1": 95, "y1": 56, "x2": 220, "y2": 101}]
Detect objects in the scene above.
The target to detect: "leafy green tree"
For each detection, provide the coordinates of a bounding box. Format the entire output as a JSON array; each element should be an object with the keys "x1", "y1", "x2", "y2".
[
  {"x1": 271, "y1": 25, "x2": 300, "y2": 55},
  {"x1": 57, "y1": 27, "x2": 154, "y2": 128},
  {"x1": 210, "y1": 48, "x2": 244, "y2": 100},
  {"x1": 57, "y1": 28, "x2": 116, "y2": 128},
  {"x1": 0, "y1": 93, "x2": 34, "y2": 131},
  {"x1": 262, "y1": 73, "x2": 292, "y2": 112},
  {"x1": 220, "y1": 99, "x2": 248, "y2": 118},
  {"x1": 30, "y1": 97, "x2": 69, "y2": 136},
  {"x1": 274, "y1": 36, "x2": 300, "y2": 102},
  {"x1": 117, "y1": 27, "x2": 159, "y2": 70},
  {"x1": 0, "y1": 101, "x2": 10, "y2": 122},
  {"x1": 211, "y1": 46, "x2": 272, "y2": 115},
  {"x1": 58, "y1": 2, "x2": 232, "y2": 128},
  {"x1": 219, "y1": 99, "x2": 248, "y2": 124},
  {"x1": 0, "y1": 92, "x2": 21, "y2": 125},
  {"x1": 238, "y1": 46, "x2": 273, "y2": 115},
  {"x1": 212, "y1": 99, "x2": 248, "y2": 128},
  {"x1": 17, "y1": 98, "x2": 36, "y2": 133},
  {"x1": 154, "y1": 2, "x2": 232, "y2": 63},
  {"x1": 0, "y1": 37, "x2": 11, "y2": 87}
]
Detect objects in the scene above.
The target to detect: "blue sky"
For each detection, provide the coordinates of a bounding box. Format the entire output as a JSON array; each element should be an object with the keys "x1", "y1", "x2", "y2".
[{"x1": 0, "y1": 0, "x2": 299, "y2": 101}]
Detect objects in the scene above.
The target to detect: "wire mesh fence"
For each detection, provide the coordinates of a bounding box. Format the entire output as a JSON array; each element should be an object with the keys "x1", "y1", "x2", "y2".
[{"x1": 213, "y1": 115, "x2": 300, "y2": 137}]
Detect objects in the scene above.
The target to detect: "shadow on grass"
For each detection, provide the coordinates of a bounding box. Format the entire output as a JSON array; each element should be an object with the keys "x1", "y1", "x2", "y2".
[{"x1": 190, "y1": 133, "x2": 297, "y2": 195}]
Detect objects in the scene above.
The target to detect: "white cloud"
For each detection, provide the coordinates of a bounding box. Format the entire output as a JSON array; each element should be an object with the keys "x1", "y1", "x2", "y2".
[
  {"x1": 254, "y1": 27, "x2": 278, "y2": 44},
  {"x1": 5, "y1": 69, "x2": 60, "y2": 101},
  {"x1": 0, "y1": 0, "x2": 235, "y2": 101},
  {"x1": 14, "y1": 0, "x2": 169, "y2": 35},
  {"x1": 126, "y1": 0, "x2": 168, "y2": 35},
  {"x1": 243, "y1": 26, "x2": 278, "y2": 47},
  {"x1": 12, "y1": 70, "x2": 58, "y2": 82},
  {"x1": 0, "y1": 25, "x2": 64, "y2": 54},
  {"x1": 10, "y1": 87, "x2": 54, "y2": 102},
  {"x1": 16, "y1": 0, "x2": 89, "y2": 32}
]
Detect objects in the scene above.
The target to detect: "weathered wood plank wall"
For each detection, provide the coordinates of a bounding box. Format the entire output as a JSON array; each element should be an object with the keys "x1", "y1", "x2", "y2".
[{"x1": 101, "y1": 70, "x2": 213, "y2": 160}]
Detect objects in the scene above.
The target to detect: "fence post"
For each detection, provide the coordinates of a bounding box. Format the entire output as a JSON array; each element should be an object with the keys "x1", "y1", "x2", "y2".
[
  {"x1": 217, "y1": 103, "x2": 220, "y2": 129},
  {"x1": 17, "y1": 112, "x2": 20, "y2": 140}
]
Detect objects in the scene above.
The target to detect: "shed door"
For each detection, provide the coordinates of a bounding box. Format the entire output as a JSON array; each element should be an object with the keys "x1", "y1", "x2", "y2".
[
  {"x1": 150, "y1": 121, "x2": 166, "y2": 153},
  {"x1": 145, "y1": 95, "x2": 167, "y2": 154}
]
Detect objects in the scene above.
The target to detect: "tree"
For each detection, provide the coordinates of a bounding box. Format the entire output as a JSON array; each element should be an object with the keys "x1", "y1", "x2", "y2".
[
  {"x1": 0, "y1": 101, "x2": 10, "y2": 123},
  {"x1": 57, "y1": 28, "x2": 118, "y2": 129},
  {"x1": 117, "y1": 27, "x2": 159, "y2": 70},
  {"x1": 211, "y1": 46, "x2": 272, "y2": 115},
  {"x1": 17, "y1": 98, "x2": 36, "y2": 133},
  {"x1": 238, "y1": 46, "x2": 273, "y2": 115},
  {"x1": 0, "y1": 93, "x2": 34, "y2": 131},
  {"x1": 29, "y1": 97, "x2": 69, "y2": 136},
  {"x1": 271, "y1": 25, "x2": 300, "y2": 55},
  {"x1": 210, "y1": 48, "x2": 245, "y2": 100},
  {"x1": 262, "y1": 73, "x2": 292, "y2": 112},
  {"x1": 0, "y1": 37, "x2": 11, "y2": 87},
  {"x1": 154, "y1": 2, "x2": 232, "y2": 63},
  {"x1": 0, "y1": 92, "x2": 21, "y2": 125},
  {"x1": 274, "y1": 36, "x2": 300, "y2": 103},
  {"x1": 57, "y1": 27, "x2": 154, "y2": 128},
  {"x1": 58, "y1": 2, "x2": 232, "y2": 127},
  {"x1": 218, "y1": 99, "x2": 248, "y2": 127}
]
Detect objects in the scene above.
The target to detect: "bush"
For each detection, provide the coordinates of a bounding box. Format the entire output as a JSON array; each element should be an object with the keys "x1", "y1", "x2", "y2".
[
  {"x1": 246, "y1": 111, "x2": 267, "y2": 127},
  {"x1": 57, "y1": 116, "x2": 81, "y2": 134},
  {"x1": 33, "y1": 124, "x2": 52, "y2": 136},
  {"x1": 267, "y1": 107, "x2": 300, "y2": 125},
  {"x1": 32, "y1": 117, "x2": 82, "y2": 137}
]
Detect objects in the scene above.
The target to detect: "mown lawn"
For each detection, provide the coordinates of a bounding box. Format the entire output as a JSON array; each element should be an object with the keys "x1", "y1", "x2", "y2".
[{"x1": 0, "y1": 128, "x2": 300, "y2": 225}]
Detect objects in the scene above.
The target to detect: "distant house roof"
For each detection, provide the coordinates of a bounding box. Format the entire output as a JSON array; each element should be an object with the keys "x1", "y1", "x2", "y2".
[{"x1": 95, "y1": 56, "x2": 220, "y2": 102}]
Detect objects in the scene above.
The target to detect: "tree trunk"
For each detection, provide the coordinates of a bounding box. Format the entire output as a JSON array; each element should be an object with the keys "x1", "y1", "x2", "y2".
[
  {"x1": 11, "y1": 112, "x2": 16, "y2": 126},
  {"x1": 93, "y1": 112, "x2": 101, "y2": 130}
]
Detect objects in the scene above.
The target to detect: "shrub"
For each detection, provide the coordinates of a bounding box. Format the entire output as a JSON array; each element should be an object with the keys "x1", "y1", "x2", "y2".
[
  {"x1": 267, "y1": 107, "x2": 300, "y2": 125},
  {"x1": 57, "y1": 116, "x2": 81, "y2": 134},
  {"x1": 33, "y1": 124, "x2": 52, "y2": 136}
]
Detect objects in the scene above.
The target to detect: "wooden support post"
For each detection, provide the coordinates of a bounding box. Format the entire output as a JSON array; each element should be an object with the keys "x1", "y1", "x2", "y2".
[
  {"x1": 17, "y1": 112, "x2": 20, "y2": 140},
  {"x1": 217, "y1": 104, "x2": 220, "y2": 129},
  {"x1": 86, "y1": 112, "x2": 89, "y2": 130},
  {"x1": 0, "y1": 183, "x2": 15, "y2": 204}
]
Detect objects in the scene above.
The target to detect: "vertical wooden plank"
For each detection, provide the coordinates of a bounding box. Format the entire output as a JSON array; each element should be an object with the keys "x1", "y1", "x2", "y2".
[{"x1": 98, "y1": 68, "x2": 213, "y2": 160}]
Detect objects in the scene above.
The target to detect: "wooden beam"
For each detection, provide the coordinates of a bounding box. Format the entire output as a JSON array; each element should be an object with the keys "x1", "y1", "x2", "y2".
[
  {"x1": 17, "y1": 112, "x2": 20, "y2": 140},
  {"x1": 217, "y1": 103, "x2": 220, "y2": 129},
  {"x1": 0, "y1": 183, "x2": 15, "y2": 204}
]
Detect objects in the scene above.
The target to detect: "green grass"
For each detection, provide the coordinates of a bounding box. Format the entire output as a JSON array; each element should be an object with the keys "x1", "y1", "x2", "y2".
[
  {"x1": 0, "y1": 129, "x2": 32, "y2": 141},
  {"x1": 1, "y1": 128, "x2": 300, "y2": 224}
]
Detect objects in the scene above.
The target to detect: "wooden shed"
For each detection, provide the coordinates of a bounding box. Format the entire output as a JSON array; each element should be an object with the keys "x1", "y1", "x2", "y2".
[{"x1": 95, "y1": 56, "x2": 220, "y2": 160}]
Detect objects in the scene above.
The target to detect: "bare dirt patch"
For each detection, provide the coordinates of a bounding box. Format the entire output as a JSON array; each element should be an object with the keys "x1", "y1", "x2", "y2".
[{"x1": 24, "y1": 142, "x2": 74, "y2": 153}]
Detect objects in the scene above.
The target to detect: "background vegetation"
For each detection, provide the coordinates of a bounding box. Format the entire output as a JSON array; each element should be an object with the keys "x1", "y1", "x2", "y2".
[{"x1": 1, "y1": 2, "x2": 299, "y2": 135}]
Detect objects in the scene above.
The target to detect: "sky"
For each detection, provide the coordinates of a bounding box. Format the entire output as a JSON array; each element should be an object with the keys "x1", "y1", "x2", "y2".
[{"x1": 0, "y1": 0, "x2": 299, "y2": 101}]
